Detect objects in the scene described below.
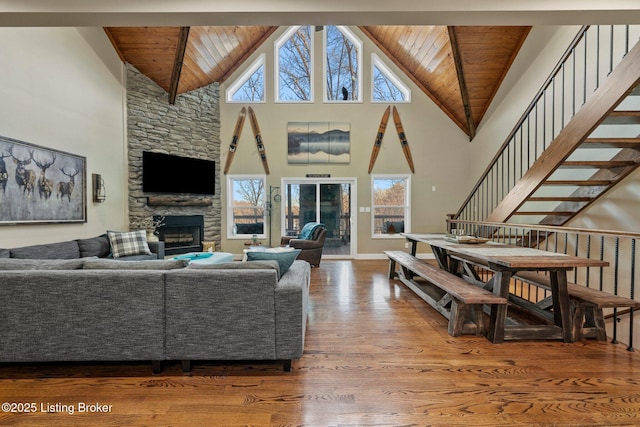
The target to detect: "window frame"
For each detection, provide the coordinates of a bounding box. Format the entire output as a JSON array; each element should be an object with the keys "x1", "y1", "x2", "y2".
[
  {"x1": 226, "y1": 174, "x2": 268, "y2": 240},
  {"x1": 225, "y1": 53, "x2": 266, "y2": 104},
  {"x1": 323, "y1": 25, "x2": 363, "y2": 104},
  {"x1": 371, "y1": 53, "x2": 411, "y2": 103},
  {"x1": 371, "y1": 174, "x2": 411, "y2": 239},
  {"x1": 275, "y1": 25, "x2": 314, "y2": 104}
]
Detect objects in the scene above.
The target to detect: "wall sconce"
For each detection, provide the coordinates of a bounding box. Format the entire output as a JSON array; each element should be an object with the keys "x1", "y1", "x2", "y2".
[{"x1": 92, "y1": 173, "x2": 106, "y2": 202}]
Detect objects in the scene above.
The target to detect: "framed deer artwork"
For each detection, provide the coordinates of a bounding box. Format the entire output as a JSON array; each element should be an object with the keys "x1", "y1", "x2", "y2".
[{"x1": 0, "y1": 135, "x2": 86, "y2": 225}]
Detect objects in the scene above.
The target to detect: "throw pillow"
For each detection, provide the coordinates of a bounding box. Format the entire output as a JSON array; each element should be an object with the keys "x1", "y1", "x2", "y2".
[
  {"x1": 246, "y1": 249, "x2": 301, "y2": 278},
  {"x1": 0, "y1": 248, "x2": 9, "y2": 258},
  {"x1": 107, "y1": 230, "x2": 152, "y2": 259},
  {"x1": 77, "y1": 234, "x2": 111, "y2": 258},
  {"x1": 0, "y1": 258, "x2": 85, "y2": 270},
  {"x1": 83, "y1": 258, "x2": 188, "y2": 270}
]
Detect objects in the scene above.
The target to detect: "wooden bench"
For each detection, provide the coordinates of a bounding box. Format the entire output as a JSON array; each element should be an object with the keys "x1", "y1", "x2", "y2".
[
  {"x1": 513, "y1": 271, "x2": 640, "y2": 341},
  {"x1": 384, "y1": 250, "x2": 508, "y2": 337}
]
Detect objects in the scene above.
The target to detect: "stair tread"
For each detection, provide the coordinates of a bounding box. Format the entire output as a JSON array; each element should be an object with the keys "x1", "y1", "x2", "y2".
[
  {"x1": 602, "y1": 111, "x2": 640, "y2": 125},
  {"x1": 581, "y1": 138, "x2": 640, "y2": 148},
  {"x1": 512, "y1": 211, "x2": 575, "y2": 216},
  {"x1": 560, "y1": 160, "x2": 636, "y2": 168},
  {"x1": 543, "y1": 180, "x2": 614, "y2": 186},
  {"x1": 528, "y1": 196, "x2": 594, "y2": 202}
]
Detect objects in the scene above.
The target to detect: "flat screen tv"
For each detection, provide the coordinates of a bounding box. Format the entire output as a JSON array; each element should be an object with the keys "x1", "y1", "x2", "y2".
[{"x1": 142, "y1": 151, "x2": 215, "y2": 195}]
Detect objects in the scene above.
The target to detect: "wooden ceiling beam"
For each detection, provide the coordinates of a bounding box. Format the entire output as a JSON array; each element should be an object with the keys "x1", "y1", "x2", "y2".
[
  {"x1": 168, "y1": 26, "x2": 190, "y2": 105},
  {"x1": 447, "y1": 26, "x2": 475, "y2": 140}
]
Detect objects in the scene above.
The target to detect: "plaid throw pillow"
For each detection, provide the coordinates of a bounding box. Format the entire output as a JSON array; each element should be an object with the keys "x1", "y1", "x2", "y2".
[{"x1": 107, "y1": 230, "x2": 152, "y2": 259}]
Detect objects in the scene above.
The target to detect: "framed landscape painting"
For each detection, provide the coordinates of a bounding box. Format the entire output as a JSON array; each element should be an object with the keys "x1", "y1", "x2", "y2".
[
  {"x1": 0, "y1": 135, "x2": 86, "y2": 225},
  {"x1": 287, "y1": 122, "x2": 350, "y2": 164}
]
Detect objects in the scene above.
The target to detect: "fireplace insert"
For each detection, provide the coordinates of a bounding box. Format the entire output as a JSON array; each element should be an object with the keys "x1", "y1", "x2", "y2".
[{"x1": 154, "y1": 215, "x2": 204, "y2": 255}]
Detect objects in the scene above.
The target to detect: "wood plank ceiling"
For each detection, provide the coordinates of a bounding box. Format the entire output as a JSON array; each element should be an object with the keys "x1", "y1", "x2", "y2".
[{"x1": 105, "y1": 25, "x2": 530, "y2": 139}]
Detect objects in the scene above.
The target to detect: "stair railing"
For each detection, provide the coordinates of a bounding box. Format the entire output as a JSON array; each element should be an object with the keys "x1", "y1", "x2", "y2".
[{"x1": 456, "y1": 25, "x2": 640, "y2": 222}]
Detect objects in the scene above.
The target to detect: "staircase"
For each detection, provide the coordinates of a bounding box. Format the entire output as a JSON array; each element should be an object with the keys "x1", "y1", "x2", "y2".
[{"x1": 456, "y1": 26, "x2": 640, "y2": 227}]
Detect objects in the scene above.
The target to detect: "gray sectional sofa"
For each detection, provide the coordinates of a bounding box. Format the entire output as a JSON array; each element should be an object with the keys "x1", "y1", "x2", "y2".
[
  {"x1": 0, "y1": 238, "x2": 310, "y2": 373},
  {"x1": 0, "y1": 233, "x2": 165, "y2": 260}
]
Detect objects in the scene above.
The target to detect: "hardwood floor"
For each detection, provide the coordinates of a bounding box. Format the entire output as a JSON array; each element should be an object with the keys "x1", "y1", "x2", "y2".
[{"x1": 1, "y1": 260, "x2": 639, "y2": 426}]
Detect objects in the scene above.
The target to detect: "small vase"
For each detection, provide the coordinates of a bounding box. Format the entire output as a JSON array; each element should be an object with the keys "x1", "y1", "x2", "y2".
[{"x1": 146, "y1": 231, "x2": 159, "y2": 242}]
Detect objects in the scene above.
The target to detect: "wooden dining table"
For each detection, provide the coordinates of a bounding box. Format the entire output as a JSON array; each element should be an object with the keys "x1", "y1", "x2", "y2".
[{"x1": 403, "y1": 233, "x2": 609, "y2": 343}]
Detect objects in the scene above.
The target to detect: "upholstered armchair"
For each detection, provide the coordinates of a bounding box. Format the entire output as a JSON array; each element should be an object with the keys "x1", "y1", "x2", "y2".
[{"x1": 281, "y1": 223, "x2": 327, "y2": 267}]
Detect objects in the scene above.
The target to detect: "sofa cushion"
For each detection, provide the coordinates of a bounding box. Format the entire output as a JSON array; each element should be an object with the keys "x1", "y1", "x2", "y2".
[
  {"x1": 0, "y1": 249, "x2": 9, "y2": 258},
  {"x1": 9, "y1": 240, "x2": 80, "y2": 259},
  {"x1": 187, "y1": 259, "x2": 281, "y2": 278},
  {"x1": 77, "y1": 234, "x2": 111, "y2": 258},
  {"x1": 107, "y1": 230, "x2": 152, "y2": 259},
  {"x1": 246, "y1": 249, "x2": 301, "y2": 278},
  {"x1": 83, "y1": 258, "x2": 188, "y2": 270},
  {"x1": 0, "y1": 258, "x2": 85, "y2": 270}
]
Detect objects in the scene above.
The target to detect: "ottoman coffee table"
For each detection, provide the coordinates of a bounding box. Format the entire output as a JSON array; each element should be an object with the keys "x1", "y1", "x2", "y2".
[{"x1": 173, "y1": 252, "x2": 234, "y2": 265}]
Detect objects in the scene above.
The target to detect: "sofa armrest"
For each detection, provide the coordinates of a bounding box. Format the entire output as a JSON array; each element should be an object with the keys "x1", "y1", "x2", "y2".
[
  {"x1": 281, "y1": 236, "x2": 295, "y2": 246},
  {"x1": 274, "y1": 260, "x2": 310, "y2": 359},
  {"x1": 286, "y1": 238, "x2": 321, "y2": 250},
  {"x1": 147, "y1": 241, "x2": 165, "y2": 259}
]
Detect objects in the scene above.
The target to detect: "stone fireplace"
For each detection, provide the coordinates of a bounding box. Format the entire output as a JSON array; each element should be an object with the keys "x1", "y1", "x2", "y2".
[
  {"x1": 155, "y1": 215, "x2": 204, "y2": 255},
  {"x1": 126, "y1": 65, "x2": 222, "y2": 251}
]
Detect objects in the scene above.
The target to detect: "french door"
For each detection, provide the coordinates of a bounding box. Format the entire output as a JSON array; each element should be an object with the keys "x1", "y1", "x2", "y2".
[{"x1": 281, "y1": 178, "x2": 356, "y2": 259}]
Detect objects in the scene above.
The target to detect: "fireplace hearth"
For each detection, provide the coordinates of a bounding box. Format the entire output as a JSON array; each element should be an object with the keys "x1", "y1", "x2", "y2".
[{"x1": 154, "y1": 215, "x2": 204, "y2": 255}]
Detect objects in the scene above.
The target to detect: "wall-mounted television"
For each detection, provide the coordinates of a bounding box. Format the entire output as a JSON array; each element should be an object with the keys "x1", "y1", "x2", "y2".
[{"x1": 142, "y1": 151, "x2": 215, "y2": 195}]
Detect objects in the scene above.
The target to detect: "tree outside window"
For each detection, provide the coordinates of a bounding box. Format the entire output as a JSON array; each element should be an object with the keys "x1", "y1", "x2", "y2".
[
  {"x1": 325, "y1": 26, "x2": 361, "y2": 102},
  {"x1": 226, "y1": 54, "x2": 265, "y2": 103},
  {"x1": 277, "y1": 26, "x2": 313, "y2": 102},
  {"x1": 372, "y1": 53, "x2": 411, "y2": 102},
  {"x1": 231, "y1": 65, "x2": 264, "y2": 102}
]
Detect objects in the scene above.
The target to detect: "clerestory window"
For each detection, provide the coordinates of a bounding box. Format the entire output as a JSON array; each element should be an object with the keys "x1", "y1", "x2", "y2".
[
  {"x1": 324, "y1": 26, "x2": 362, "y2": 102},
  {"x1": 276, "y1": 26, "x2": 313, "y2": 102}
]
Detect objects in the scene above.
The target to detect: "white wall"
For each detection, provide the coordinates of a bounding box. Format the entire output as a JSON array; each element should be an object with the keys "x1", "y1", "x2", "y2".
[
  {"x1": 0, "y1": 27, "x2": 127, "y2": 248},
  {"x1": 219, "y1": 26, "x2": 471, "y2": 256}
]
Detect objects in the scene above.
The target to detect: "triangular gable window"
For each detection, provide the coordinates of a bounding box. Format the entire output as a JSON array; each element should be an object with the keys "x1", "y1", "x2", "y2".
[
  {"x1": 372, "y1": 53, "x2": 411, "y2": 103},
  {"x1": 226, "y1": 54, "x2": 265, "y2": 103}
]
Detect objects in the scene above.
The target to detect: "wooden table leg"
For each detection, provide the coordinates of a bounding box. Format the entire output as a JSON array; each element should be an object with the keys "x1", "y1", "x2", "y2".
[
  {"x1": 431, "y1": 247, "x2": 449, "y2": 271},
  {"x1": 550, "y1": 270, "x2": 574, "y2": 343},
  {"x1": 487, "y1": 269, "x2": 511, "y2": 343},
  {"x1": 409, "y1": 239, "x2": 418, "y2": 256}
]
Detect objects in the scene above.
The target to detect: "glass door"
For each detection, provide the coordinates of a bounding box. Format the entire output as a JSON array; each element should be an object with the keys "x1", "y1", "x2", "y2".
[{"x1": 282, "y1": 178, "x2": 356, "y2": 259}]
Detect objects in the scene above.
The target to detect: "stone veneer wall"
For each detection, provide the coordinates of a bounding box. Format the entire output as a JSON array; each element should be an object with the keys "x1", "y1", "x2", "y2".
[{"x1": 126, "y1": 65, "x2": 221, "y2": 248}]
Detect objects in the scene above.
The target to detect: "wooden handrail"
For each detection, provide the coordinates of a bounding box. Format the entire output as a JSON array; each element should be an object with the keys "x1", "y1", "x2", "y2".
[{"x1": 447, "y1": 219, "x2": 640, "y2": 240}]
